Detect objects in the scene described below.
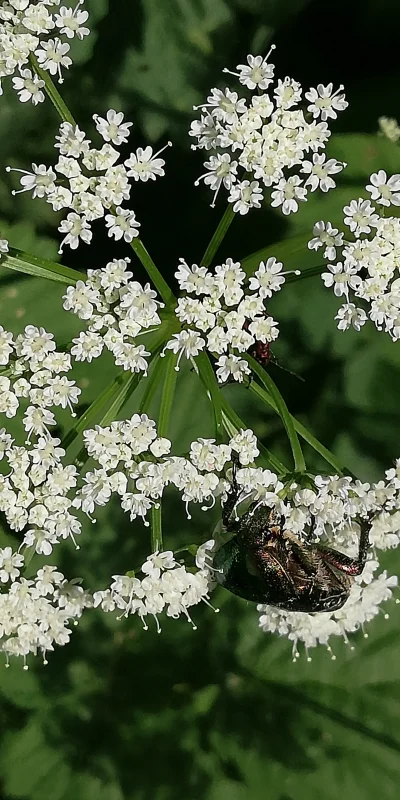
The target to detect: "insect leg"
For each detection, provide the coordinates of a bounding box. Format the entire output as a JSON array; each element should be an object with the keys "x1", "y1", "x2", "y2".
[
  {"x1": 222, "y1": 452, "x2": 242, "y2": 529},
  {"x1": 317, "y1": 518, "x2": 371, "y2": 576}
]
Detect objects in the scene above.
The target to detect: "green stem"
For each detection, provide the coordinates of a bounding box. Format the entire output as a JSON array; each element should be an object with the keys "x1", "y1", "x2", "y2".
[
  {"x1": 29, "y1": 53, "x2": 76, "y2": 125},
  {"x1": 195, "y1": 352, "x2": 224, "y2": 443},
  {"x1": 220, "y1": 394, "x2": 288, "y2": 475},
  {"x1": 138, "y1": 355, "x2": 166, "y2": 415},
  {"x1": 147, "y1": 352, "x2": 179, "y2": 553},
  {"x1": 130, "y1": 238, "x2": 176, "y2": 309},
  {"x1": 248, "y1": 381, "x2": 345, "y2": 474},
  {"x1": 245, "y1": 354, "x2": 306, "y2": 473},
  {"x1": 158, "y1": 352, "x2": 178, "y2": 438},
  {"x1": 150, "y1": 506, "x2": 162, "y2": 552},
  {"x1": 285, "y1": 264, "x2": 324, "y2": 283},
  {"x1": 201, "y1": 205, "x2": 235, "y2": 267}
]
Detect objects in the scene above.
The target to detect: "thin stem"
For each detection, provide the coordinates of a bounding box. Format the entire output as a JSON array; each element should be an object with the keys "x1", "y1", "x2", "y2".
[
  {"x1": 158, "y1": 351, "x2": 178, "y2": 438},
  {"x1": 248, "y1": 381, "x2": 345, "y2": 474},
  {"x1": 138, "y1": 356, "x2": 166, "y2": 415},
  {"x1": 201, "y1": 204, "x2": 235, "y2": 267},
  {"x1": 285, "y1": 264, "x2": 324, "y2": 283},
  {"x1": 148, "y1": 352, "x2": 179, "y2": 553},
  {"x1": 245, "y1": 354, "x2": 306, "y2": 473},
  {"x1": 29, "y1": 53, "x2": 76, "y2": 125},
  {"x1": 130, "y1": 238, "x2": 176, "y2": 309},
  {"x1": 150, "y1": 506, "x2": 162, "y2": 552},
  {"x1": 195, "y1": 352, "x2": 224, "y2": 443}
]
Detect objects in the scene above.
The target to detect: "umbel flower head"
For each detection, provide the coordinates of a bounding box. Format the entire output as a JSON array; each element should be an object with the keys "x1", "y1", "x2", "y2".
[
  {"x1": 311, "y1": 170, "x2": 400, "y2": 339},
  {"x1": 161, "y1": 254, "x2": 299, "y2": 382},
  {"x1": 6, "y1": 116, "x2": 171, "y2": 253},
  {"x1": 0, "y1": 0, "x2": 90, "y2": 101},
  {"x1": 190, "y1": 46, "x2": 347, "y2": 214}
]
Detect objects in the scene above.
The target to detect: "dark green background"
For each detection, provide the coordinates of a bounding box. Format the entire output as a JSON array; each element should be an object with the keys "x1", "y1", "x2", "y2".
[{"x1": 1, "y1": 1, "x2": 400, "y2": 797}]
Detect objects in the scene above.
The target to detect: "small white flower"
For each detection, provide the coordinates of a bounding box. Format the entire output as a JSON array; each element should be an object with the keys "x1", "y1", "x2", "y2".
[
  {"x1": 163, "y1": 331, "x2": 205, "y2": 370},
  {"x1": 12, "y1": 69, "x2": 45, "y2": 104},
  {"x1": 301, "y1": 153, "x2": 345, "y2": 192},
  {"x1": 343, "y1": 199, "x2": 379, "y2": 237},
  {"x1": 105, "y1": 207, "x2": 140, "y2": 242},
  {"x1": 378, "y1": 116, "x2": 400, "y2": 144},
  {"x1": 35, "y1": 38, "x2": 72, "y2": 84},
  {"x1": 249, "y1": 258, "x2": 285, "y2": 298},
  {"x1": 305, "y1": 83, "x2": 348, "y2": 121},
  {"x1": 228, "y1": 180, "x2": 263, "y2": 215},
  {"x1": 308, "y1": 221, "x2": 344, "y2": 261},
  {"x1": 215, "y1": 354, "x2": 250, "y2": 384},
  {"x1": 365, "y1": 171, "x2": 400, "y2": 207},
  {"x1": 125, "y1": 143, "x2": 170, "y2": 182},
  {"x1": 226, "y1": 51, "x2": 276, "y2": 91},
  {"x1": 93, "y1": 109, "x2": 132, "y2": 146},
  {"x1": 58, "y1": 213, "x2": 92, "y2": 253},
  {"x1": 321, "y1": 262, "x2": 362, "y2": 299},
  {"x1": 270, "y1": 176, "x2": 307, "y2": 215},
  {"x1": 335, "y1": 303, "x2": 368, "y2": 331},
  {"x1": 54, "y1": 4, "x2": 90, "y2": 40}
]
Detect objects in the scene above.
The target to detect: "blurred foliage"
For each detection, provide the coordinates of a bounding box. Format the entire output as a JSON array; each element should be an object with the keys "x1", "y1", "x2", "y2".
[{"x1": 1, "y1": 0, "x2": 400, "y2": 798}]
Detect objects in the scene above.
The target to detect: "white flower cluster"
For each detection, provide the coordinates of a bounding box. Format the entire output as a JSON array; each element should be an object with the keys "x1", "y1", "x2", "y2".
[
  {"x1": 7, "y1": 114, "x2": 170, "y2": 253},
  {"x1": 310, "y1": 171, "x2": 400, "y2": 339},
  {"x1": 0, "y1": 428, "x2": 82, "y2": 553},
  {"x1": 0, "y1": 560, "x2": 92, "y2": 667},
  {"x1": 0, "y1": 0, "x2": 90, "y2": 103},
  {"x1": 190, "y1": 47, "x2": 347, "y2": 214},
  {"x1": 94, "y1": 543, "x2": 217, "y2": 632},
  {"x1": 63, "y1": 258, "x2": 163, "y2": 371},
  {"x1": 74, "y1": 419, "x2": 259, "y2": 523},
  {"x1": 164, "y1": 255, "x2": 296, "y2": 383},
  {"x1": 225, "y1": 464, "x2": 400, "y2": 653},
  {"x1": 0, "y1": 323, "x2": 81, "y2": 433}
]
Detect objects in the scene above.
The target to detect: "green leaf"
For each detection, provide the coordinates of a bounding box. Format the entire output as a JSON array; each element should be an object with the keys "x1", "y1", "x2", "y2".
[{"x1": 1, "y1": 248, "x2": 81, "y2": 285}]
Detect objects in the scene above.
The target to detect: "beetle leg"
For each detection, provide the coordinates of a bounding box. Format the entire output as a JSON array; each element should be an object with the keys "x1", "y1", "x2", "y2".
[
  {"x1": 317, "y1": 518, "x2": 371, "y2": 576},
  {"x1": 222, "y1": 453, "x2": 242, "y2": 529},
  {"x1": 288, "y1": 541, "x2": 319, "y2": 577}
]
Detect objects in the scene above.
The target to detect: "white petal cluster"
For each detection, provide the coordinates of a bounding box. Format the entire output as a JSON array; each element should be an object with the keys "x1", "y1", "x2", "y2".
[
  {"x1": 0, "y1": 429, "x2": 82, "y2": 553},
  {"x1": 0, "y1": 0, "x2": 90, "y2": 103},
  {"x1": 190, "y1": 47, "x2": 347, "y2": 214},
  {"x1": 0, "y1": 324, "x2": 80, "y2": 432},
  {"x1": 63, "y1": 258, "x2": 163, "y2": 371},
  {"x1": 165, "y1": 255, "x2": 295, "y2": 382},
  {"x1": 7, "y1": 117, "x2": 170, "y2": 253},
  {"x1": 0, "y1": 561, "x2": 92, "y2": 667},
  {"x1": 311, "y1": 171, "x2": 400, "y2": 339},
  {"x1": 74, "y1": 420, "x2": 259, "y2": 522},
  {"x1": 94, "y1": 544, "x2": 216, "y2": 632}
]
